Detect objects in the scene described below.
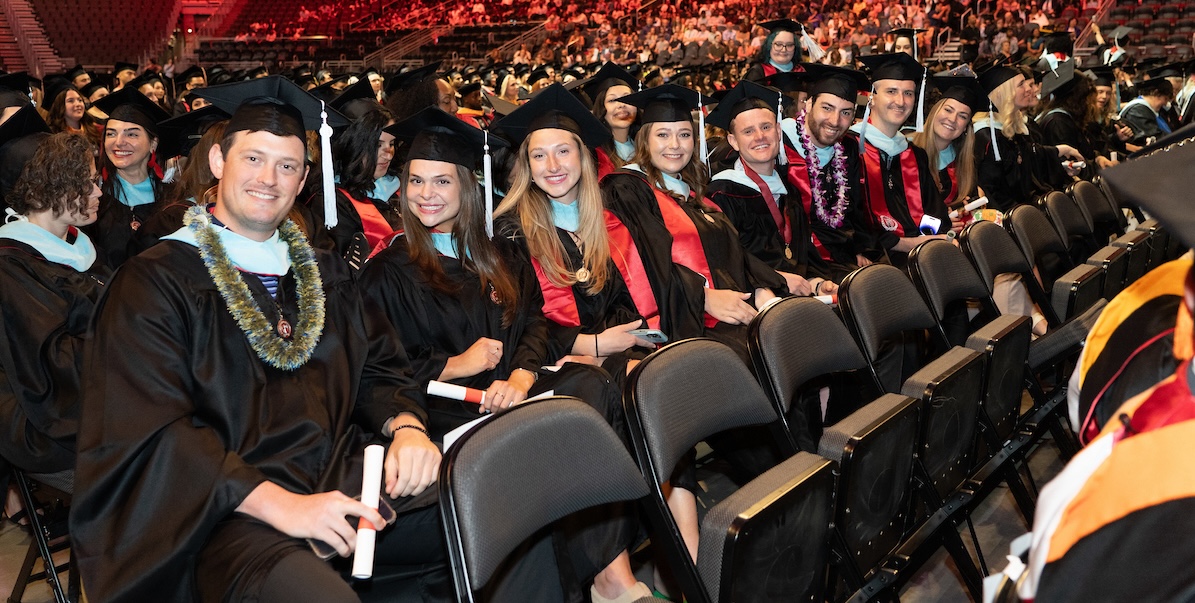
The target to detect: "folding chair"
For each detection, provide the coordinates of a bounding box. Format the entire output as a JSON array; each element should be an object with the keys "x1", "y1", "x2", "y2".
[
  {"x1": 1067, "y1": 180, "x2": 1125, "y2": 245},
  {"x1": 626, "y1": 339, "x2": 838, "y2": 603},
  {"x1": 1007, "y1": 205, "x2": 1104, "y2": 326},
  {"x1": 1135, "y1": 218, "x2": 1169, "y2": 268},
  {"x1": 907, "y1": 240, "x2": 1039, "y2": 522},
  {"x1": 1112, "y1": 229, "x2": 1153, "y2": 287},
  {"x1": 438, "y1": 396, "x2": 655, "y2": 603},
  {"x1": 837, "y1": 264, "x2": 987, "y2": 600},
  {"x1": 8, "y1": 468, "x2": 72, "y2": 603},
  {"x1": 1086, "y1": 245, "x2": 1131, "y2": 300},
  {"x1": 1040, "y1": 191, "x2": 1100, "y2": 266},
  {"x1": 747, "y1": 296, "x2": 876, "y2": 453}
]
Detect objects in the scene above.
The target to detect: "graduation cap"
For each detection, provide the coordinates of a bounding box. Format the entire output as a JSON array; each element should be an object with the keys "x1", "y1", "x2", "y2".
[
  {"x1": 492, "y1": 83, "x2": 610, "y2": 150},
  {"x1": 976, "y1": 65, "x2": 1022, "y2": 161},
  {"x1": 1105, "y1": 25, "x2": 1133, "y2": 43},
  {"x1": 66, "y1": 64, "x2": 89, "y2": 83},
  {"x1": 929, "y1": 74, "x2": 985, "y2": 113},
  {"x1": 484, "y1": 91, "x2": 520, "y2": 117},
  {"x1": 1102, "y1": 126, "x2": 1195, "y2": 248},
  {"x1": 888, "y1": 27, "x2": 927, "y2": 60},
  {"x1": 798, "y1": 63, "x2": 871, "y2": 103},
  {"x1": 1086, "y1": 66, "x2": 1116, "y2": 87},
  {"x1": 1040, "y1": 59, "x2": 1079, "y2": 99},
  {"x1": 1134, "y1": 75, "x2": 1175, "y2": 96},
  {"x1": 617, "y1": 83, "x2": 715, "y2": 164},
  {"x1": 0, "y1": 72, "x2": 31, "y2": 110},
  {"x1": 195, "y1": 75, "x2": 352, "y2": 229},
  {"x1": 156, "y1": 105, "x2": 230, "y2": 160},
  {"x1": 1147, "y1": 63, "x2": 1185, "y2": 80},
  {"x1": 385, "y1": 62, "x2": 440, "y2": 96},
  {"x1": 79, "y1": 81, "x2": 109, "y2": 101},
  {"x1": 457, "y1": 81, "x2": 483, "y2": 97},
  {"x1": 41, "y1": 76, "x2": 74, "y2": 108},
  {"x1": 174, "y1": 65, "x2": 206, "y2": 87},
  {"x1": 246, "y1": 66, "x2": 270, "y2": 79},
  {"x1": 0, "y1": 104, "x2": 51, "y2": 203},
  {"x1": 0, "y1": 103, "x2": 49, "y2": 141},
  {"x1": 858, "y1": 52, "x2": 929, "y2": 133},
  {"x1": 526, "y1": 67, "x2": 550, "y2": 86},
  {"x1": 386, "y1": 106, "x2": 509, "y2": 235},
  {"x1": 328, "y1": 74, "x2": 380, "y2": 116},
  {"x1": 579, "y1": 62, "x2": 641, "y2": 102},
  {"x1": 94, "y1": 86, "x2": 171, "y2": 135},
  {"x1": 113, "y1": 62, "x2": 138, "y2": 77},
  {"x1": 127, "y1": 72, "x2": 164, "y2": 93}
]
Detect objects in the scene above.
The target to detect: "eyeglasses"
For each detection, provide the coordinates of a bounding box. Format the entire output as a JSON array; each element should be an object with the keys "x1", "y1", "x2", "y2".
[
  {"x1": 772, "y1": 41, "x2": 797, "y2": 50},
  {"x1": 91, "y1": 174, "x2": 103, "y2": 188}
]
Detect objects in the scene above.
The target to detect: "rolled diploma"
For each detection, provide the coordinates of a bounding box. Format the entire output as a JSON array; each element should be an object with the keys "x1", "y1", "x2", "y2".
[
  {"x1": 427, "y1": 380, "x2": 486, "y2": 405},
  {"x1": 352, "y1": 444, "x2": 385, "y2": 579},
  {"x1": 950, "y1": 197, "x2": 989, "y2": 218}
]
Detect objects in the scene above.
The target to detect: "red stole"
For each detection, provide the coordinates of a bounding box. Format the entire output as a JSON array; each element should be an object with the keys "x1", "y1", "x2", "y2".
[
  {"x1": 340, "y1": 188, "x2": 396, "y2": 249},
  {"x1": 644, "y1": 179, "x2": 719, "y2": 329},
  {"x1": 596, "y1": 147, "x2": 616, "y2": 180},
  {"x1": 530, "y1": 253, "x2": 581, "y2": 328},
  {"x1": 862, "y1": 142, "x2": 924, "y2": 238},
  {"x1": 761, "y1": 63, "x2": 779, "y2": 78},
  {"x1": 605, "y1": 210, "x2": 660, "y2": 329},
  {"x1": 783, "y1": 143, "x2": 833, "y2": 261}
]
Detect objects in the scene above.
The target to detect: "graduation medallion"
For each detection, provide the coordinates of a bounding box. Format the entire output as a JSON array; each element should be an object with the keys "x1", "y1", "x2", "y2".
[
  {"x1": 130, "y1": 217, "x2": 141, "y2": 231},
  {"x1": 784, "y1": 246, "x2": 793, "y2": 260},
  {"x1": 277, "y1": 318, "x2": 293, "y2": 339},
  {"x1": 489, "y1": 283, "x2": 501, "y2": 304},
  {"x1": 703, "y1": 213, "x2": 715, "y2": 223},
  {"x1": 575, "y1": 266, "x2": 591, "y2": 283}
]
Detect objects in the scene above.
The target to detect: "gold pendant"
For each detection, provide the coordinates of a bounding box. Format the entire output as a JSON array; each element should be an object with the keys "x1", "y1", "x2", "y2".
[
  {"x1": 784, "y1": 246, "x2": 793, "y2": 260},
  {"x1": 703, "y1": 213, "x2": 715, "y2": 223},
  {"x1": 575, "y1": 267, "x2": 590, "y2": 283},
  {"x1": 130, "y1": 218, "x2": 141, "y2": 231}
]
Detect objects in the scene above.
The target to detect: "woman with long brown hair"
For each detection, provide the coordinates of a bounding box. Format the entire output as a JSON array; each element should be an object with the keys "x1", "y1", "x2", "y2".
[{"x1": 912, "y1": 76, "x2": 981, "y2": 212}]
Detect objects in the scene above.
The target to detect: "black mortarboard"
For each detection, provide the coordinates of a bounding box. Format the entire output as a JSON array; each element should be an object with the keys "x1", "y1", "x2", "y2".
[
  {"x1": 328, "y1": 74, "x2": 379, "y2": 115},
  {"x1": 858, "y1": 52, "x2": 925, "y2": 82},
  {"x1": 127, "y1": 72, "x2": 163, "y2": 94},
  {"x1": 929, "y1": 74, "x2": 985, "y2": 113},
  {"x1": 196, "y1": 75, "x2": 350, "y2": 136},
  {"x1": 385, "y1": 62, "x2": 440, "y2": 96},
  {"x1": 175, "y1": 64, "x2": 205, "y2": 85},
  {"x1": 1147, "y1": 63, "x2": 1184, "y2": 80},
  {"x1": 156, "y1": 105, "x2": 230, "y2": 160},
  {"x1": 94, "y1": 86, "x2": 170, "y2": 135},
  {"x1": 977, "y1": 65, "x2": 1022, "y2": 95},
  {"x1": 457, "y1": 81, "x2": 483, "y2": 97},
  {"x1": 578, "y1": 62, "x2": 640, "y2": 102},
  {"x1": 1087, "y1": 66, "x2": 1116, "y2": 87},
  {"x1": 0, "y1": 72, "x2": 31, "y2": 95},
  {"x1": 705, "y1": 79, "x2": 786, "y2": 130},
  {"x1": 246, "y1": 66, "x2": 270, "y2": 79},
  {"x1": 0, "y1": 104, "x2": 51, "y2": 202},
  {"x1": 759, "y1": 19, "x2": 801, "y2": 33},
  {"x1": 527, "y1": 67, "x2": 550, "y2": 86},
  {"x1": 113, "y1": 62, "x2": 138, "y2": 76},
  {"x1": 1102, "y1": 126, "x2": 1195, "y2": 248},
  {"x1": 889, "y1": 27, "x2": 927, "y2": 40},
  {"x1": 798, "y1": 63, "x2": 870, "y2": 102},
  {"x1": 386, "y1": 105, "x2": 507, "y2": 168},
  {"x1": 66, "y1": 65, "x2": 88, "y2": 82},
  {"x1": 484, "y1": 91, "x2": 520, "y2": 117},
  {"x1": 492, "y1": 83, "x2": 610, "y2": 149},
  {"x1": 42, "y1": 76, "x2": 74, "y2": 108},
  {"x1": 1105, "y1": 25, "x2": 1133, "y2": 42},
  {"x1": 616, "y1": 83, "x2": 711, "y2": 123},
  {"x1": 1134, "y1": 76, "x2": 1175, "y2": 95},
  {"x1": 291, "y1": 64, "x2": 313, "y2": 79},
  {"x1": 762, "y1": 70, "x2": 806, "y2": 94},
  {"x1": 79, "y1": 81, "x2": 109, "y2": 101},
  {"x1": 0, "y1": 103, "x2": 49, "y2": 143},
  {"x1": 1040, "y1": 60, "x2": 1078, "y2": 98}
]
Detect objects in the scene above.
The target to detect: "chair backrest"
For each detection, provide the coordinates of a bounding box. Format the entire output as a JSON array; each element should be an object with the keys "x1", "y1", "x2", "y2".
[
  {"x1": 627, "y1": 338, "x2": 780, "y2": 484},
  {"x1": 959, "y1": 221, "x2": 1034, "y2": 294},
  {"x1": 1008, "y1": 204, "x2": 1072, "y2": 270},
  {"x1": 838, "y1": 264, "x2": 940, "y2": 392},
  {"x1": 440, "y1": 397, "x2": 649, "y2": 594},
  {"x1": 1042, "y1": 190, "x2": 1095, "y2": 245},
  {"x1": 1095, "y1": 175, "x2": 1133, "y2": 230},
  {"x1": 907, "y1": 239, "x2": 994, "y2": 336},
  {"x1": 748, "y1": 296, "x2": 867, "y2": 416},
  {"x1": 1069, "y1": 180, "x2": 1123, "y2": 242}
]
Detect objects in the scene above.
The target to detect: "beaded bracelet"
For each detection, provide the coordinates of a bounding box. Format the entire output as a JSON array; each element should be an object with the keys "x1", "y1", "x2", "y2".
[{"x1": 393, "y1": 423, "x2": 430, "y2": 438}]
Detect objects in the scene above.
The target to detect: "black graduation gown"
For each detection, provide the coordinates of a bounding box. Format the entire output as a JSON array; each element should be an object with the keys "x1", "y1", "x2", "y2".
[
  {"x1": 0, "y1": 240, "x2": 107, "y2": 475},
  {"x1": 1120, "y1": 101, "x2": 1169, "y2": 145},
  {"x1": 600, "y1": 170, "x2": 787, "y2": 359},
  {"x1": 780, "y1": 131, "x2": 869, "y2": 271},
  {"x1": 71, "y1": 241, "x2": 427, "y2": 602},
  {"x1": 973, "y1": 126, "x2": 1061, "y2": 213},
  {"x1": 311, "y1": 188, "x2": 403, "y2": 266},
  {"x1": 706, "y1": 175, "x2": 835, "y2": 282},
  {"x1": 1039, "y1": 110, "x2": 1098, "y2": 178},
  {"x1": 857, "y1": 140, "x2": 950, "y2": 265},
  {"x1": 83, "y1": 191, "x2": 166, "y2": 270},
  {"x1": 1026, "y1": 118, "x2": 1074, "y2": 192},
  {"x1": 495, "y1": 217, "x2": 649, "y2": 373}
]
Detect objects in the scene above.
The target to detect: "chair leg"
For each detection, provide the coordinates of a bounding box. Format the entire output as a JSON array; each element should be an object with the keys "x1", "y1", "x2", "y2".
[
  {"x1": 963, "y1": 517, "x2": 988, "y2": 575},
  {"x1": 7, "y1": 539, "x2": 36, "y2": 603},
  {"x1": 1001, "y1": 463, "x2": 1037, "y2": 524},
  {"x1": 13, "y1": 471, "x2": 68, "y2": 603},
  {"x1": 940, "y1": 524, "x2": 986, "y2": 601}
]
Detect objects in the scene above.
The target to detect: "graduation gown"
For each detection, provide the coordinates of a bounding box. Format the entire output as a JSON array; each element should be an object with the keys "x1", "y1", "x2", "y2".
[
  {"x1": 72, "y1": 241, "x2": 427, "y2": 602},
  {"x1": 857, "y1": 138, "x2": 950, "y2": 265},
  {"x1": 600, "y1": 169, "x2": 787, "y2": 357},
  {"x1": 1039, "y1": 109, "x2": 1098, "y2": 178},
  {"x1": 973, "y1": 124, "x2": 1061, "y2": 213},
  {"x1": 706, "y1": 166, "x2": 835, "y2": 282},
  {"x1": 0, "y1": 240, "x2": 107, "y2": 474},
  {"x1": 84, "y1": 190, "x2": 166, "y2": 270},
  {"x1": 495, "y1": 216, "x2": 649, "y2": 370},
  {"x1": 779, "y1": 127, "x2": 869, "y2": 270},
  {"x1": 1120, "y1": 99, "x2": 1170, "y2": 145},
  {"x1": 312, "y1": 188, "x2": 403, "y2": 267}
]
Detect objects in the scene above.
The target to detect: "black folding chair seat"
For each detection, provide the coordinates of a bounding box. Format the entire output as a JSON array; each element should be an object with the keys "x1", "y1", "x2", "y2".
[
  {"x1": 626, "y1": 339, "x2": 838, "y2": 603},
  {"x1": 1112, "y1": 229, "x2": 1152, "y2": 287},
  {"x1": 1086, "y1": 245, "x2": 1130, "y2": 300},
  {"x1": 1008, "y1": 204, "x2": 1104, "y2": 326},
  {"x1": 1067, "y1": 180, "x2": 1124, "y2": 245}
]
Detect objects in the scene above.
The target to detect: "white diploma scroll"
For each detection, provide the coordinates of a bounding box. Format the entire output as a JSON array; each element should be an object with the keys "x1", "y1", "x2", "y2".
[{"x1": 351, "y1": 444, "x2": 385, "y2": 579}]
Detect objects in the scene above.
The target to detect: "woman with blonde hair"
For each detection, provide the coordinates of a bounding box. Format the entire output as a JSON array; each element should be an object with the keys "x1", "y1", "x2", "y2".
[
  {"x1": 973, "y1": 66, "x2": 1083, "y2": 213},
  {"x1": 912, "y1": 76, "x2": 981, "y2": 212}
]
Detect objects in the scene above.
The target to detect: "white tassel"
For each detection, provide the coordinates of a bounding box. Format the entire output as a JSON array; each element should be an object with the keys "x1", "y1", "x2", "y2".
[
  {"x1": 989, "y1": 100, "x2": 1002, "y2": 162},
  {"x1": 859, "y1": 87, "x2": 872, "y2": 156},
  {"x1": 916, "y1": 68, "x2": 927, "y2": 133},
  {"x1": 776, "y1": 91, "x2": 787, "y2": 166},
  {"x1": 320, "y1": 100, "x2": 337, "y2": 229},
  {"x1": 801, "y1": 25, "x2": 826, "y2": 63},
  {"x1": 698, "y1": 91, "x2": 708, "y2": 165},
  {"x1": 484, "y1": 129, "x2": 494, "y2": 238}
]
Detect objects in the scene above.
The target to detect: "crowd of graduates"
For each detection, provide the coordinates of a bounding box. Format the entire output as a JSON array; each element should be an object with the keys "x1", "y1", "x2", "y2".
[{"x1": 0, "y1": 11, "x2": 1193, "y2": 603}]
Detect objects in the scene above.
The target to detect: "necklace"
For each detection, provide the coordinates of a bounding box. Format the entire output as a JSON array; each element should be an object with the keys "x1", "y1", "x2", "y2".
[
  {"x1": 796, "y1": 108, "x2": 850, "y2": 228},
  {"x1": 184, "y1": 206, "x2": 326, "y2": 370}
]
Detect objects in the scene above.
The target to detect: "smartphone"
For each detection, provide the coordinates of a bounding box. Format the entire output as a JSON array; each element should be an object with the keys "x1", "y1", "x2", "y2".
[
  {"x1": 308, "y1": 496, "x2": 397, "y2": 560},
  {"x1": 628, "y1": 328, "x2": 669, "y2": 344}
]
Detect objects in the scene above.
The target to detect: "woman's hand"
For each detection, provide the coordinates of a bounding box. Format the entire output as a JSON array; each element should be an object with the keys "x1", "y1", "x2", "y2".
[
  {"x1": 1055, "y1": 144, "x2": 1084, "y2": 161},
  {"x1": 481, "y1": 369, "x2": 536, "y2": 413},
  {"x1": 704, "y1": 288, "x2": 757, "y2": 325},
  {"x1": 572, "y1": 320, "x2": 655, "y2": 357},
  {"x1": 440, "y1": 337, "x2": 502, "y2": 380}
]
